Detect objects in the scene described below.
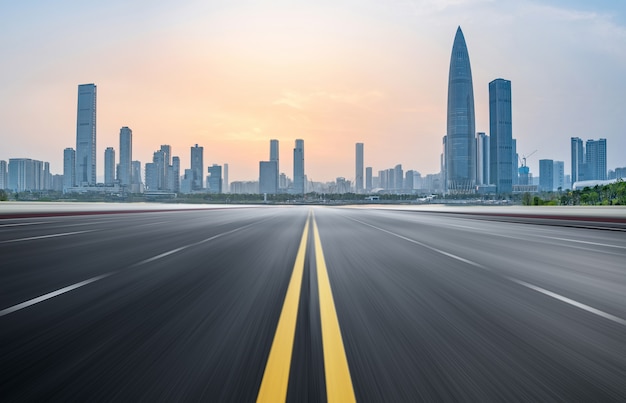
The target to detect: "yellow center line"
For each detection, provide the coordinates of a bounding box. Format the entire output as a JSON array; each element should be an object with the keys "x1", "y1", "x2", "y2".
[
  {"x1": 257, "y1": 213, "x2": 310, "y2": 403},
  {"x1": 313, "y1": 213, "x2": 357, "y2": 403}
]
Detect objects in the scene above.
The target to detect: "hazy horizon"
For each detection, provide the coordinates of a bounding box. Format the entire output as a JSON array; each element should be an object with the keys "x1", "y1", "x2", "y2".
[{"x1": 2, "y1": 1, "x2": 625, "y2": 183}]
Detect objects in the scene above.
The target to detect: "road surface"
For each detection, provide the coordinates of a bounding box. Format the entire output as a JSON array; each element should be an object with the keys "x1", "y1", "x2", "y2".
[{"x1": 1, "y1": 206, "x2": 625, "y2": 401}]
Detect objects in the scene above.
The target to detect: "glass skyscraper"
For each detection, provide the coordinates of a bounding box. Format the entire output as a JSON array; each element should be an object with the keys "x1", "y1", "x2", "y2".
[
  {"x1": 446, "y1": 27, "x2": 476, "y2": 193},
  {"x1": 75, "y1": 83, "x2": 97, "y2": 186},
  {"x1": 489, "y1": 78, "x2": 513, "y2": 194},
  {"x1": 119, "y1": 127, "x2": 132, "y2": 187},
  {"x1": 293, "y1": 139, "x2": 304, "y2": 195},
  {"x1": 355, "y1": 143, "x2": 364, "y2": 193}
]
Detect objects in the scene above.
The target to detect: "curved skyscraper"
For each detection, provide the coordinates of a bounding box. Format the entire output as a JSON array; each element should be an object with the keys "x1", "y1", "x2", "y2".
[{"x1": 446, "y1": 27, "x2": 476, "y2": 193}]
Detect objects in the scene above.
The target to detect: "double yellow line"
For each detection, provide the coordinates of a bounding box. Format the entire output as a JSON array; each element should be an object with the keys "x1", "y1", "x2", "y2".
[{"x1": 257, "y1": 211, "x2": 356, "y2": 403}]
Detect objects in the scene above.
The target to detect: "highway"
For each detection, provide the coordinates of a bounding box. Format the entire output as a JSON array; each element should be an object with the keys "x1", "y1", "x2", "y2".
[{"x1": 1, "y1": 206, "x2": 625, "y2": 401}]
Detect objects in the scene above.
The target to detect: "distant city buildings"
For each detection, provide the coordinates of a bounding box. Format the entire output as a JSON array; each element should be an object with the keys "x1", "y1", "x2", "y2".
[
  {"x1": 118, "y1": 127, "x2": 132, "y2": 187},
  {"x1": 191, "y1": 144, "x2": 204, "y2": 191},
  {"x1": 0, "y1": 160, "x2": 7, "y2": 190},
  {"x1": 207, "y1": 164, "x2": 223, "y2": 194},
  {"x1": 104, "y1": 147, "x2": 115, "y2": 186},
  {"x1": 7, "y1": 158, "x2": 52, "y2": 192}
]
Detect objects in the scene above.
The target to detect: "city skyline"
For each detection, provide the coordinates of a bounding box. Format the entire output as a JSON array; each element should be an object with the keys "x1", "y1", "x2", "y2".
[{"x1": 1, "y1": 2, "x2": 626, "y2": 182}]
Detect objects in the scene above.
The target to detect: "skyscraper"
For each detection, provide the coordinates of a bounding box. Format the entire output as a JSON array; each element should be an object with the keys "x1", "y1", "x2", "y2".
[
  {"x1": 119, "y1": 127, "x2": 132, "y2": 187},
  {"x1": 0, "y1": 160, "x2": 8, "y2": 190},
  {"x1": 293, "y1": 139, "x2": 304, "y2": 195},
  {"x1": 365, "y1": 167, "x2": 373, "y2": 191},
  {"x1": 269, "y1": 139, "x2": 279, "y2": 192},
  {"x1": 223, "y1": 163, "x2": 229, "y2": 193},
  {"x1": 553, "y1": 161, "x2": 565, "y2": 191},
  {"x1": 446, "y1": 27, "x2": 476, "y2": 193},
  {"x1": 172, "y1": 156, "x2": 180, "y2": 193},
  {"x1": 104, "y1": 147, "x2": 115, "y2": 185},
  {"x1": 571, "y1": 137, "x2": 584, "y2": 186},
  {"x1": 355, "y1": 143, "x2": 364, "y2": 193},
  {"x1": 131, "y1": 160, "x2": 142, "y2": 193},
  {"x1": 585, "y1": 138, "x2": 607, "y2": 181},
  {"x1": 489, "y1": 78, "x2": 513, "y2": 193},
  {"x1": 476, "y1": 132, "x2": 490, "y2": 185},
  {"x1": 539, "y1": 159, "x2": 554, "y2": 192},
  {"x1": 63, "y1": 148, "x2": 75, "y2": 191},
  {"x1": 259, "y1": 161, "x2": 278, "y2": 194},
  {"x1": 75, "y1": 83, "x2": 97, "y2": 186},
  {"x1": 207, "y1": 164, "x2": 222, "y2": 194},
  {"x1": 191, "y1": 144, "x2": 204, "y2": 190}
]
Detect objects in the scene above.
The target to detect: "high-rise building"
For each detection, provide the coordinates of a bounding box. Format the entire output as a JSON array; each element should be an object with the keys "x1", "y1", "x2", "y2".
[
  {"x1": 75, "y1": 83, "x2": 97, "y2": 186},
  {"x1": 63, "y1": 148, "x2": 75, "y2": 191},
  {"x1": 365, "y1": 167, "x2": 373, "y2": 191},
  {"x1": 571, "y1": 137, "x2": 584, "y2": 186},
  {"x1": 152, "y1": 150, "x2": 166, "y2": 190},
  {"x1": 394, "y1": 164, "x2": 403, "y2": 191},
  {"x1": 104, "y1": 147, "x2": 115, "y2": 185},
  {"x1": 585, "y1": 138, "x2": 607, "y2": 181},
  {"x1": 131, "y1": 160, "x2": 142, "y2": 193},
  {"x1": 8, "y1": 158, "x2": 46, "y2": 192},
  {"x1": 207, "y1": 164, "x2": 222, "y2": 194},
  {"x1": 293, "y1": 139, "x2": 304, "y2": 195},
  {"x1": 160, "y1": 145, "x2": 172, "y2": 188},
  {"x1": 553, "y1": 161, "x2": 565, "y2": 191},
  {"x1": 446, "y1": 27, "x2": 476, "y2": 193},
  {"x1": 476, "y1": 132, "x2": 490, "y2": 185},
  {"x1": 539, "y1": 159, "x2": 554, "y2": 192},
  {"x1": 145, "y1": 163, "x2": 157, "y2": 191},
  {"x1": 355, "y1": 143, "x2": 364, "y2": 193},
  {"x1": 0, "y1": 160, "x2": 7, "y2": 190},
  {"x1": 270, "y1": 139, "x2": 279, "y2": 172},
  {"x1": 259, "y1": 161, "x2": 278, "y2": 194},
  {"x1": 512, "y1": 138, "x2": 519, "y2": 186},
  {"x1": 223, "y1": 163, "x2": 229, "y2": 193},
  {"x1": 191, "y1": 144, "x2": 204, "y2": 190},
  {"x1": 489, "y1": 79, "x2": 513, "y2": 193},
  {"x1": 172, "y1": 156, "x2": 180, "y2": 193},
  {"x1": 119, "y1": 127, "x2": 132, "y2": 187}
]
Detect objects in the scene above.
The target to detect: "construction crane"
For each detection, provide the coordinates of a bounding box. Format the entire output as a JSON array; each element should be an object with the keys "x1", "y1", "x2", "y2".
[{"x1": 519, "y1": 150, "x2": 538, "y2": 168}]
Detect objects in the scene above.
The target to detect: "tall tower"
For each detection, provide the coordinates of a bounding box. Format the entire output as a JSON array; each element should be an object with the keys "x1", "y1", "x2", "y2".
[
  {"x1": 293, "y1": 139, "x2": 305, "y2": 195},
  {"x1": 355, "y1": 143, "x2": 364, "y2": 193},
  {"x1": 571, "y1": 137, "x2": 584, "y2": 186},
  {"x1": 75, "y1": 84, "x2": 97, "y2": 186},
  {"x1": 270, "y1": 139, "x2": 279, "y2": 192},
  {"x1": 104, "y1": 147, "x2": 115, "y2": 185},
  {"x1": 191, "y1": 144, "x2": 204, "y2": 190},
  {"x1": 489, "y1": 78, "x2": 513, "y2": 193},
  {"x1": 585, "y1": 138, "x2": 607, "y2": 181},
  {"x1": 446, "y1": 27, "x2": 476, "y2": 193},
  {"x1": 63, "y1": 148, "x2": 75, "y2": 191},
  {"x1": 119, "y1": 127, "x2": 132, "y2": 187}
]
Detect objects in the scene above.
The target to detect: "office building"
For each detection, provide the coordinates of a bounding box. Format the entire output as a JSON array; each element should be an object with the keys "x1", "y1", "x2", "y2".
[
  {"x1": 63, "y1": 148, "x2": 75, "y2": 191},
  {"x1": 539, "y1": 159, "x2": 554, "y2": 192},
  {"x1": 191, "y1": 144, "x2": 204, "y2": 190},
  {"x1": 119, "y1": 127, "x2": 132, "y2": 187},
  {"x1": 476, "y1": 132, "x2": 489, "y2": 185},
  {"x1": 8, "y1": 158, "x2": 46, "y2": 192},
  {"x1": 131, "y1": 161, "x2": 142, "y2": 193},
  {"x1": 104, "y1": 147, "x2": 115, "y2": 185},
  {"x1": 259, "y1": 161, "x2": 278, "y2": 194},
  {"x1": 571, "y1": 137, "x2": 584, "y2": 186},
  {"x1": 585, "y1": 138, "x2": 607, "y2": 181},
  {"x1": 446, "y1": 27, "x2": 476, "y2": 193},
  {"x1": 554, "y1": 161, "x2": 565, "y2": 191},
  {"x1": 355, "y1": 143, "x2": 364, "y2": 193},
  {"x1": 207, "y1": 164, "x2": 222, "y2": 194},
  {"x1": 0, "y1": 160, "x2": 7, "y2": 190},
  {"x1": 489, "y1": 79, "x2": 513, "y2": 193},
  {"x1": 365, "y1": 167, "x2": 373, "y2": 191},
  {"x1": 172, "y1": 156, "x2": 180, "y2": 193},
  {"x1": 223, "y1": 163, "x2": 229, "y2": 193},
  {"x1": 293, "y1": 139, "x2": 305, "y2": 195},
  {"x1": 75, "y1": 83, "x2": 97, "y2": 186}
]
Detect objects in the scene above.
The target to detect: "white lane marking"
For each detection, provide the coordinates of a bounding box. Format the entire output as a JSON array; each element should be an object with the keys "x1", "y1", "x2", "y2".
[
  {"x1": 0, "y1": 230, "x2": 94, "y2": 244},
  {"x1": 509, "y1": 279, "x2": 626, "y2": 326},
  {"x1": 536, "y1": 235, "x2": 626, "y2": 250},
  {"x1": 0, "y1": 273, "x2": 113, "y2": 317},
  {"x1": 348, "y1": 216, "x2": 626, "y2": 327},
  {"x1": 131, "y1": 221, "x2": 260, "y2": 267},
  {"x1": 0, "y1": 222, "x2": 47, "y2": 228}
]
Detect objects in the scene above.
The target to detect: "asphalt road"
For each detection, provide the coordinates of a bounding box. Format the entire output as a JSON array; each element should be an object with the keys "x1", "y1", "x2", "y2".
[{"x1": 1, "y1": 206, "x2": 625, "y2": 401}]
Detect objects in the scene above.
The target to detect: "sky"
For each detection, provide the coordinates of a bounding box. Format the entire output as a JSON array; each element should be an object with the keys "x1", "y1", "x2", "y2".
[{"x1": 1, "y1": 0, "x2": 625, "y2": 183}]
